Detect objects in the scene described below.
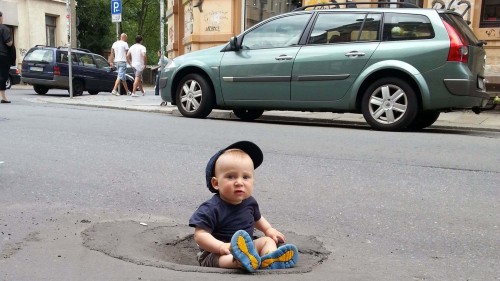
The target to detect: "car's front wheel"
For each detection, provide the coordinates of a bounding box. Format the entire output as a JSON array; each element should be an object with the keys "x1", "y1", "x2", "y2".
[
  {"x1": 34, "y1": 85, "x2": 49, "y2": 95},
  {"x1": 361, "y1": 78, "x2": 418, "y2": 131},
  {"x1": 176, "y1": 73, "x2": 214, "y2": 118},
  {"x1": 233, "y1": 109, "x2": 264, "y2": 121},
  {"x1": 5, "y1": 76, "x2": 11, "y2": 89},
  {"x1": 407, "y1": 111, "x2": 440, "y2": 130}
]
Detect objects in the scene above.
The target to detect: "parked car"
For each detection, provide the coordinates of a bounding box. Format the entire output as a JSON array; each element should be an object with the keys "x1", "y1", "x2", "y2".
[
  {"x1": 21, "y1": 45, "x2": 134, "y2": 96},
  {"x1": 159, "y1": 3, "x2": 490, "y2": 131},
  {"x1": 6, "y1": 66, "x2": 21, "y2": 89}
]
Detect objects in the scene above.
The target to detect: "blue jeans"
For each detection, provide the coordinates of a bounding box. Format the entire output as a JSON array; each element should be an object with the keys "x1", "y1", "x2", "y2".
[{"x1": 116, "y1": 61, "x2": 127, "y2": 81}]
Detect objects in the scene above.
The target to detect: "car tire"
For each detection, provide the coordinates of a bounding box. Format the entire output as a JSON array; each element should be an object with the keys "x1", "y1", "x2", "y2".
[
  {"x1": 361, "y1": 78, "x2": 418, "y2": 131},
  {"x1": 119, "y1": 81, "x2": 134, "y2": 95},
  {"x1": 233, "y1": 109, "x2": 264, "y2": 121},
  {"x1": 407, "y1": 111, "x2": 440, "y2": 130},
  {"x1": 34, "y1": 85, "x2": 49, "y2": 95},
  {"x1": 88, "y1": 91, "x2": 99, "y2": 95},
  {"x1": 6, "y1": 76, "x2": 11, "y2": 89},
  {"x1": 176, "y1": 73, "x2": 214, "y2": 118},
  {"x1": 73, "y1": 80, "x2": 84, "y2": 96}
]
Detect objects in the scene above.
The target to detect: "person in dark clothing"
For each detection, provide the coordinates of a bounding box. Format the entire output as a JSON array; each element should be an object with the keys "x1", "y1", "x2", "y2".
[
  {"x1": 0, "y1": 11, "x2": 14, "y2": 103},
  {"x1": 189, "y1": 141, "x2": 299, "y2": 272}
]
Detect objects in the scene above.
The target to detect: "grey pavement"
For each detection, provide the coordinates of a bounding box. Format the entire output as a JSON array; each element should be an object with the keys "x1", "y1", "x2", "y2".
[{"x1": 15, "y1": 84, "x2": 500, "y2": 132}]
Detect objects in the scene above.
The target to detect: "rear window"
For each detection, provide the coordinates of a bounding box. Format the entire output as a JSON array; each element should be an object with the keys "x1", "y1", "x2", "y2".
[
  {"x1": 383, "y1": 13, "x2": 434, "y2": 41},
  {"x1": 440, "y1": 13, "x2": 480, "y2": 46},
  {"x1": 24, "y1": 49, "x2": 54, "y2": 63},
  {"x1": 308, "y1": 13, "x2": 381, "y2": 44}
]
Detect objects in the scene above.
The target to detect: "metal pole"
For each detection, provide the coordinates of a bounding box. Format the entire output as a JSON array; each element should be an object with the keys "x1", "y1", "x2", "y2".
[
  {"x1": 116, "y1": 22, "x2": 121, "y2": 94},
  {"x1": 160, "y1": 0, "x2": 165, "y2": 69},
  {"x1": 66, "y1": 0, "x2": 73, "y2": 98}
]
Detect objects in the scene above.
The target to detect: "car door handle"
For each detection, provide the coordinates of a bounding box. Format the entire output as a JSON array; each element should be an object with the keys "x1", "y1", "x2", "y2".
[
  {"x1": 344, "y1": 51, "x2": 366, "y2": 58},
  {"x1": 275, "y1": 55, "x2": 293, "y2": 61}
]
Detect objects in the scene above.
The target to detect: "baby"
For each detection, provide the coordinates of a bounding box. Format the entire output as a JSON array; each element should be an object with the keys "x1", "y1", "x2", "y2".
[{"x1": 189, "y1": 141, "x2": 298, "y2": 272}]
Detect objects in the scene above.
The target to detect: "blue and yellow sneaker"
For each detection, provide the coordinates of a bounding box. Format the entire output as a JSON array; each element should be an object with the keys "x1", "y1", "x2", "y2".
[
  {"x1": 230, "y1": 230, "x2": 261, "y2": 272},
  {"x1": 260, "y1": 244, "x2": 299, "y2": 269}
]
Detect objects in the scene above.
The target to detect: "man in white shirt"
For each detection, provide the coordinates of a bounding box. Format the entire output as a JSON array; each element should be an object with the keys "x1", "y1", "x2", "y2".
[
  {"x1": 109, "y1": 33, "x2": 131, "y2": 96},
  {"x1": 126, "y1": 35, "x2": 147, "y2": 97}
]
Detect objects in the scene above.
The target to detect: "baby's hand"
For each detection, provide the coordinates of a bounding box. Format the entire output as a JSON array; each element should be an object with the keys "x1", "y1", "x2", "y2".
[
  {"x1": 264, "y1": 228, "x2": 285, "y2": 244},
  {"x1": 218, "y1": 242, "x2": 231, "y2": 256}
]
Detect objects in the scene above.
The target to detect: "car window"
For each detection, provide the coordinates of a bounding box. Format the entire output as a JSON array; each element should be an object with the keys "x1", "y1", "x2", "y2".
[
  {"x1": 382, "y1": 13, "x2": 434, "y2": 41},
  {"x1": 440, "y1": 13, "x2": 480, "y2": 46},
  {"x1": 24, "y1": 49, "x2": 54, "y2": 63},
  {"x1": 77, "y1": 54, "x2": 96, "y2": 68},
  {"x1": 241, "y1": 14, "x2": 310, "y2": 50},
  {"x1": 57, "y1": 51, "x2": 78, "y2": 64},
  {"x1": 94, "y1": 55, "x2": 110, "y2": 69},
  {"x1": 308, "y1": 13, "x2": 380, "y2": 44}
]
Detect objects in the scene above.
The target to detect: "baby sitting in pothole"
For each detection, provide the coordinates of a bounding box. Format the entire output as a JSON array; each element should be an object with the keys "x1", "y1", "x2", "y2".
[{"x1": 189, "y1": 141, "x2": 299, "y2": 273}]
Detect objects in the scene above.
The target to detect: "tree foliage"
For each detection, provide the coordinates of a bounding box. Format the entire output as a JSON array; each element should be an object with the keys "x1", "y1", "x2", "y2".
[{"x1": 77, "y1": 0, "x2": 164, "y2": 64}]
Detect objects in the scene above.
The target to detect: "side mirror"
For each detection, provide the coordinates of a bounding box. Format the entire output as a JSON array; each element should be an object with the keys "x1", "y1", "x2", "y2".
[{"x1": 229, "y1": 37, "x2": 240, "y2": 51}]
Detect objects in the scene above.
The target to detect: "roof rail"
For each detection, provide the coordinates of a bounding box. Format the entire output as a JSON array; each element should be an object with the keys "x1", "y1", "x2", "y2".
[
  {"x1": 293, "y1": 1, "x2": 419, "y2": 11},
  {"x1": 34, "y1": 44, "x2": 47, "y2": 47},
  {"x1": 57, "y1": 46, "x2": 91, "y2": 53}
]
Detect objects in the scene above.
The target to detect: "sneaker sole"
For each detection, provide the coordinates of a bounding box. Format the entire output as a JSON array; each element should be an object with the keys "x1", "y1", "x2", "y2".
[
  {"x1": 260, "y1": 244, "x2": 298, "y2": 269},
  {"x1": 230, "y1": 230, "x2": 261, "y2": 272}
]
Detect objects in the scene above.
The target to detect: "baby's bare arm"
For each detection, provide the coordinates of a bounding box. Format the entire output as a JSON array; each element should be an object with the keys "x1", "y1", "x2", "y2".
[
  {"x1": 193, "y1": 227, "x2": 231, "y2": 255},
  {"x1": 255, "y1": 216, "x2": 285, "y2": 244}
]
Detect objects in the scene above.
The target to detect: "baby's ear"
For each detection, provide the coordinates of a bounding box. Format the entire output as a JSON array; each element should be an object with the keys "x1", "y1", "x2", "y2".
[{"x1": 211, "y1": 177, "x2": 219, "y2": 190}]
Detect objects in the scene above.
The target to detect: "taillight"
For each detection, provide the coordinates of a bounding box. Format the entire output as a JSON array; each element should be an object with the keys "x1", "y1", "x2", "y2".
[
  {"x1": 15, "y1": 69, "x2": 20, "y2": 75},
  {"x1": 442, "y1": 20, "x2": 468, "y2": 63},
  {"x1": 54, "y1": 65, "x2": 61, "y2": 76}
]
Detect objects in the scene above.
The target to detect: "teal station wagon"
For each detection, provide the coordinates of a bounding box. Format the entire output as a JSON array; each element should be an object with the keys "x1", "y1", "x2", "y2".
[{"x1": 159, "y1": 3, "x2": 489, "y2": 131}]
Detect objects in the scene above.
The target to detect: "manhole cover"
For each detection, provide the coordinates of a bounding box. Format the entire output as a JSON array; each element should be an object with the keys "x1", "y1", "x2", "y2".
[{"x1": 82, "y1": 220, "x2": 330, "y2": 274}]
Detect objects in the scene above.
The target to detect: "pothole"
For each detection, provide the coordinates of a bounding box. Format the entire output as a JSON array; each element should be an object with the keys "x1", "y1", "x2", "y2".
[{"x1": 82, "y1": 220, "x2": 330, "y2": 274}]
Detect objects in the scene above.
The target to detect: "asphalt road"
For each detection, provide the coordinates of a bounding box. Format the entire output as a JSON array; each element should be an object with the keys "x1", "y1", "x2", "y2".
[{"x1": 1, "y1": 89, "x2": 499, "y2": 281}]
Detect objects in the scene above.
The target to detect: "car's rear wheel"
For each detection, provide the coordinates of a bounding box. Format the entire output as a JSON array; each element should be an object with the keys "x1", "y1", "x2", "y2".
[
  {"x1": 88, "y1": 91, "x2": 99, "y2": 95},
  {"x1": 73, "y1": 80, "x2": 84, "y2": 96},
  {"x1": 5, "y1": 76, "x2": 11, "y2": 89},
  {"x1": 407, "y1": 111, "x2": 440, "y2": 130},
  {"x1": 361, "y1": 78, "x2": 418, "y2": 131},
  {"x1": 34, "y1": 85, "x2": 49, "y2": 95},
  {"x1": 176, "y1": 73, "x2": 214, "y2": 118},
  {"x1": 233, "y1": 109, "x2": 264, "y2": 121},
  {"x1": 118, "y1": 81, "x2": 133, "y2": 95}
]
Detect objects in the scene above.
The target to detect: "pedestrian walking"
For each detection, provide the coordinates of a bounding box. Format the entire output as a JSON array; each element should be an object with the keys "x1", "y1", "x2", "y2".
[
  {"x1": 126, "y1": 35, "x2": 146, "y2": 97},
  {"x1": 154, "y1": 50, "x2": 168, "y2": 96},
  {"x1": 109, "y1": 33, "x2": 131, "y2": 96},
  {"x1": 0, "y1": 11, "x2": 14, "y2": 103},
  {"x1": 189, "y1": 141, "x2": 299, "y2": 272}
]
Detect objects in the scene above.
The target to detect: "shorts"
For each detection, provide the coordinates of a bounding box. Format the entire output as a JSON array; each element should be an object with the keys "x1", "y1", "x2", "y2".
[
  {"x1": 197, "y1": 249, "x2": 220, "y2": 267},
  {"x1": 133, "y1": 67, "x2": 143, "y2": 78},
  {"x1": 116, "y1": 61, "x2": 127, "y2": 81}
]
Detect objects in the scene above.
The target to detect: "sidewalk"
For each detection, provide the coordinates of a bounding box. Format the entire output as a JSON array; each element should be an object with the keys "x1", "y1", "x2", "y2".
[{"x1": 17, "y1": 84, "x2": 500, "y2": 132}]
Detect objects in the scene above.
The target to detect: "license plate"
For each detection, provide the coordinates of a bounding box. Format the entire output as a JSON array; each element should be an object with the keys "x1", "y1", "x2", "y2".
[{"x1": 30, "y1": 66, "x2": 43, "y2": 72}]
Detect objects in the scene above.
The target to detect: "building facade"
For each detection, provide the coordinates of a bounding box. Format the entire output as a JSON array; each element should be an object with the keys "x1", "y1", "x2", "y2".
[
  {"x1": 0, "y1": 0, "x2": 76, "y2": 67},
  {"x1": 166, "y1": 0, "x2": 500, "y2": 90}
]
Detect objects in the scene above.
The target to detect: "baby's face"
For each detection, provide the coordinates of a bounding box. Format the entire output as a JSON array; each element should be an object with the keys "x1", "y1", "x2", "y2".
[{"x1": 212, "y1": 151, "x2": 255, "y2": 205}]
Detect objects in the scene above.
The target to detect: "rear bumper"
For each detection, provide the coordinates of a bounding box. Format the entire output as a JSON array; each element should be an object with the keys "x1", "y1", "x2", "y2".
[
  {"x1": 443, "y1": 78, "x2": 490, "y2": 99},
  {"x1": 21, "y1": 76, "x2": 69, "y2": 89},
  {"x1": 10, "y1": 75, "x2": 21, "y2": 85}
]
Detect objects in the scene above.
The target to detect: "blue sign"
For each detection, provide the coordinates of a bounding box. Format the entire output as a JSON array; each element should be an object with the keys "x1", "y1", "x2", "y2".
[{"x1": 111, "y1": 0, "x2": 121, "y2": 15}]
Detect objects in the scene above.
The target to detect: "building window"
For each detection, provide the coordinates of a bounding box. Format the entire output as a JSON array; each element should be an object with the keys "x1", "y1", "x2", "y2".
[
  {"x1": 270, "y1": 0, "x2": 275, "y2": 12},
  {"x1": 480, "y1": 0, "x2": 500, "y2": 27},
  {"x1": 46, "y1": 15, "x2": 57, "y2": 47}
]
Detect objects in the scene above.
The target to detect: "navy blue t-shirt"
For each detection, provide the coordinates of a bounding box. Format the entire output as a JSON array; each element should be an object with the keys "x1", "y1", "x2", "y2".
[{"x1": 189, "y1": 195, "x2": 261, "y2": 242}]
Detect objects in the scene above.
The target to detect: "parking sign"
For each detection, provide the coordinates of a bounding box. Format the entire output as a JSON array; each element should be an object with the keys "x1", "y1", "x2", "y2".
[{"x1": 111, "y1": 0, "x2": 122, "y2": 22}]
